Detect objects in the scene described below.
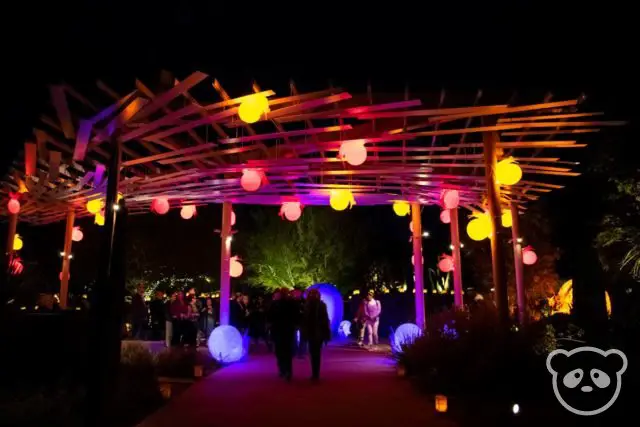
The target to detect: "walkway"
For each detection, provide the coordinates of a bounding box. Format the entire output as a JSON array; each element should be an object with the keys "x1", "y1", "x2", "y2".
[{"x1": 138, "y1": 345, "x2": 455, "y2": 427}]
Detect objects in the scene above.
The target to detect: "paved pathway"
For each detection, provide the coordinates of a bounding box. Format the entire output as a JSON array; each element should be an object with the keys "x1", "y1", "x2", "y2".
[{"x1": 139, "y1": 345, "x2": 455, "y2": 427}]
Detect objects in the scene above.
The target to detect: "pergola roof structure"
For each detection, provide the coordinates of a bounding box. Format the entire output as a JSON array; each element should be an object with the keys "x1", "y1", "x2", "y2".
[{"x1": 1, "y1": 71, "x2": 625, "y2": 225}]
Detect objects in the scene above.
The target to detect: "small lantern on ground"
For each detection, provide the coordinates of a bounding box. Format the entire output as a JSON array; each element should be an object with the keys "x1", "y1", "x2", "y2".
[{"x1": 435, "y1": 395, "x2": 448, "y2": 413}]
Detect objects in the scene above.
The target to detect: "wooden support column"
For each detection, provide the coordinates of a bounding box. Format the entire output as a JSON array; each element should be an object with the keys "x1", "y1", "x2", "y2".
[
  {"x1": 450, "y1": 208, "x2": 464, "y2": 308},
  {"x1": 219, "y1": 202, "x2": 232, "y2": 326},
  {"x1": 510, "y1": 202, "x2": 527, "y2": 325},
  {"x1": 59, "y1": 208, "x2": 75, "y2": 310},
  {"x1": 4, "y1": 212, "x2": 18, "y2": 267},
  {"x1": 411, "y1": 202, "x2": 426, "y2": 329},
  {"x1": 482, "y1": 131, "x2": 510, "y2": 326}
]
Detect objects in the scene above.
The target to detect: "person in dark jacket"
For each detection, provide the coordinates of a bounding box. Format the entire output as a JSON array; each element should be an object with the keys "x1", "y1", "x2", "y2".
[
  {"x1": 170, "y1": 291, "x2": 189, "y2": 346},
  {"x1": 302, "y1": 288, "x2": 331, "y2": 381},
  {"x1": 268, "y1": 288, "x2": 299, "y2": 381},
  {"x1": 131, "y1": 284, "x2": 148, "y2": 340},
  {"x1": 230, "y1": 293, "x2": 249, "y2": 333},
  {"x1": 149, "y1": 291, "x2": 166, "y2": 341}
]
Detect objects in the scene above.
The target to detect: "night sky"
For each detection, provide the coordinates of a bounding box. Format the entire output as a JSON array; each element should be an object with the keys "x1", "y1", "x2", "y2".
[{"x1": 2, "y1": 2, "x2": 636, "y2": 296}]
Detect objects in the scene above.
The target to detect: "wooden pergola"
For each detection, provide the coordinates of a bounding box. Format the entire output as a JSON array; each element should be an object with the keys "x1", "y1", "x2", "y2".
[{"x1": 1, "y1": 71, "x2": 625, "y2": 327}]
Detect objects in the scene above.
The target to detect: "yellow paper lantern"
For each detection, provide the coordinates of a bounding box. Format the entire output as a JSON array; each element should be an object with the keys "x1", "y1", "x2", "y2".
[
  {"x1": 238, "y1": 94, "x2": 269, "y2": 124},
  {"x1": 329, "y1": 190, "x2": 355, "y2": 211},
  {"x1": 466, "y1": 212, "x2": 491, "y2": 241},
  {"x1": 94, "y1": 211, "x2": 105, "y2": 226},
  {"x1": 435, "y1": 394, "x2": 448, "y2": 413},
  {"x1": 13, "y1": 234, "x2": 23, "y2": 251},
  {"x1": 501, "y1": 210, "x2": 512, "y2": 228},
  {"x1": 392, "y1": 201, "x2": 410, "y2": 216},
  {"x1": 86, "y1": 198, "x2": 103, "y2": 214},
  {"x1": 496, "y1": 157, "x2": 523, "y2": 186}
]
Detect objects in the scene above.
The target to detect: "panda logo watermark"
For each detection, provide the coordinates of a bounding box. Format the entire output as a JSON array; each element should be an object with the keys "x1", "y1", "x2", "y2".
[{"x1": 546, "y1": 347, "x2": 628, "y2": 416}]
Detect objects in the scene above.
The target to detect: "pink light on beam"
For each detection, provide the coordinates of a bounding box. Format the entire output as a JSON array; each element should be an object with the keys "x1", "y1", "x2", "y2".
[
  {"x1": 438, "y1": 254, "x2": 455, "y2": 273},
  {"x1": 279, "y1": 201, "x2": 303, "y2": 221},
  {"x1": 180, "y1": 204, "x2": 197, "y2": 220},
  {"x1": 440, "y1": 210, "x2": 451, "y2": 224},
  {"x1": 338, "y1": 140, "x2": 367, "y2": 166},
  {"x1": 240, "y1": 169, "x2": 265, "y2": 192},
  {"x1": 72, "y1": 227, "x2": 84, "y2": 242},
  {"x1": 441, "y1": 189, "x2": 460, "y2": 210},
  {"x1": 151, "y1": 197, "x2": 170, "y2": 215},
  {"x1": 522, "y1": 246, "x2": 538, "y2": 265}
]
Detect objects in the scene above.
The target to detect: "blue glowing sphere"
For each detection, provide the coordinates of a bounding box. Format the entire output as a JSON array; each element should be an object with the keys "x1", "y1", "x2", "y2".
[
  {"x1": 392, "y1": 323, "x2": 422, "y2": 353},
  {"x1": 306, "y1": 283, "x2": 344, "y2": 335},
  {"x1": 207, "y1": 325, "x2": 245, "y2": 363},
  {"x1": 338, "y1": 320, "x2": 352, "y2": 338}
]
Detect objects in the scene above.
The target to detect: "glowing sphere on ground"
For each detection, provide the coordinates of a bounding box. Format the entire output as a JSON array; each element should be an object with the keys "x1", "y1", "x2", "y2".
[
  {"x1": 95, "y1": 211, "x2": 105, "y2": 226},
  {"x1": 151, "y1": 197, "x2": 170, "y2": 215},
  {"x1": 230, "y1": 256, "x2": 244, "y2": 278},
  {"x1": 496, "y1": 157, "x2": 523, "y2": 186},
  {"x1": 522, "y1": 246, "x2": 538, "y2": 265},
  {"x1": 8, "y1": 198, "x2": 20, "y2": 214},
  {"x1": 86, "y1": 198, "x2": 103, "y2": 214},
  {"x1": 501, "y1": 210, "x2": 513, "y2": 228},
  {"x1": 207, "y1": 325, "x2": 245, "y2": 363},
  {"x1": 306, "y1": 283, "x2": 343, "y2": 335},
  {"x1": 13, "y1": 234, "x2": 23, "y2": 251},
  {"x1": 238, "y1": 94, "x2": 269, "y2": 124},
  {"x1": 392, "y1": 323, "x2": 422, "y2": 353},
  {"x1": 338, "y1": 140, "x2": 367, "y2": 166},
  {"x1": 440, "y1": 210, "x2": 451, "y2": 224},
  {"x1": 72, "y1": 226, "x2": 84, "y2": 242},
  {"x1": 329, "y1": 190, "x2": 355, "y2": 211},
  {"x1": 441, "y1": 189, "x2": 460, "y2": 210},
  {"x1": 466, "y1": 213, "x2": 491, "y2": 241},
  {"x1": 180, "y1": 205, "x2": 197, "y2": 220},
  {"x1": 240, "y1": 169, "x2": 262, "y2": 192},
  {"x1": 338, "y1": 320, "x2": 352, "y2": 338},
  {"x1": 392, "y1": 201, "x2": 410, "y2": 216},
  {"x1": 280, "y1": 202, "x2": 302, "y2": 221},
  {"x1": 438, "y1": 255, "x2": 455, "y2": 273}
]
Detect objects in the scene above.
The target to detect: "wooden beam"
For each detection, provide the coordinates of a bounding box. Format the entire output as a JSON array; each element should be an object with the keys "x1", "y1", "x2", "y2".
[
  {"x1": 498, "y1": 112, "x2": 604, "y2": 123},
  {"x1": 411, "y1": 202, "x2": 426, "y2": 329},
  {"x1": 219, "y1": 125, "x2": 353, "y2": 144},
  {"x1": 219, "y1": 202, "x2": 232, "y2": 325},
  {"x1": 59, "y1": 208, "x2": 75, "y2": 310}
]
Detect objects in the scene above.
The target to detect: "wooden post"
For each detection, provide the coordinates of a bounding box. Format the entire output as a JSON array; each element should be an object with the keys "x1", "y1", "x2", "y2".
[
  {"x1": 411, "y1": 202, "x2": 426, "y2": 329},
  {"x1": 449, "y1": 208, "x2": 464, "y2": 308},
  {"x1": 219, "y1": 202, "x2": 232, "y2": 326},
  {"x1": 510, "y1": 202, "x2": 527, "y2": 325},
  {"x1": 4, "y1": 212, "x2": 18, "y2": 265},
  {"x1": 59, "y1": 208, "x2": 75, "y2": 310},
  {"x1": 482, "y1": 131, "x2": 510, "y2": 326}
]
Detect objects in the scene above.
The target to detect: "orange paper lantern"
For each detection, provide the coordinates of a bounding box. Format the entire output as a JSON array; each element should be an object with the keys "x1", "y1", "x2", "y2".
[{"x1": 180, "y1": 205, "x2": 197, "y2": 220}]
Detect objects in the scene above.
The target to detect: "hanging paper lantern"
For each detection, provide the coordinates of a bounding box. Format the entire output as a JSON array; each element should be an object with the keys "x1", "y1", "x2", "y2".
[
  {"x1": 10, "y1": 257, "x2": 24, "y2": 275},
  {"x1": 238, "y1": 94, "x2": 269, "y2": 124},
  {"x1": 72, "y1": 226, "x2": 84, "y2": 242},
  {"x1": 440, "y1": 209, "x2": 451, "y2": 224},
  {"x1": 231, "y1": 210, "x2": 236, "y2": 226},
  {"x1": 279, "y1": 202, "x2": 303, "y2": 222},
  {"x1": 522, "y1": 246, "x2": 538, "y2": 265},
  {"x1": 59, "y1": 271, "x2": 70, "y2": 281},
  {"x1": 7, "y1": 197, "x2": 20, "y2": 214},
  {"x1": 329, "y1": 190, "x2": 356, "y2": 211},
  {"x1": 392, "y1": 201, "x2": 410, "y2": 217},
  {"x1": 411, "y1": 255, "x2": 424, "y2": 266},
  {"x1": 180, "y1": 205, "x2": 197, "y2": 220},
  {"x1": 409, "y1": 221, "x2": 414, "y2": 233},
  {"x1": 94, "y1": 210, "x2": 105, "y2": 226},
  {"x1": 13, "y1": 234, "x2": 23, "y2": 251},
  {"x1": 501, "y1": 210, "x2": 513, "y2": 228},
  {"x1": 496, "y1": 157, "x2": 523, "y2": 186},
  {"x1": 466, "y1": 212, "x2": 491, "y2": 241},
  {"x1": 438, "y1": 254, "x2": 455, "y2": 273},
  {"x1": 86, "y1": 198, "x2": 103, "y2": 214},
  {"x1": 230, "y1": 256, "x2": 243, "y2": 278},
  {"x1": 441, "y1": 189, "x2": 460, "y2": 210},
  {"x1": 151, "y1": 197, "x2": 170, "y2": 215},
  {"x1": 240, "y1": 169, "x2": 263, "y2": 192},
  {"x1": 338, "y1": 140, "x2": 367, "y2": 166}
]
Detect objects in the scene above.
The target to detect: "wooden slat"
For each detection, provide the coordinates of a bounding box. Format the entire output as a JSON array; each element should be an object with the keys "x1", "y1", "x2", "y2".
[
  {"x1": 219, "y1": 125, "x2": 352, "y2": 144},
  {"x1": 498, "y1": 112, "x2": 604, "y2": 123},
  {"x1": 122, "y1": 143, "x2": 216, "y2": 167},
  {"x1": 131, "y1": 72, "x2": 208, "y2": 121},
  {"x1": 50, "y1": 86, "x2": 75, "y2": 138}
]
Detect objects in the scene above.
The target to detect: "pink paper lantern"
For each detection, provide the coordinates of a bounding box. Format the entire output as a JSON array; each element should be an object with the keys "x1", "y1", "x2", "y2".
[
  {"x1": 72, "y1": 227, "x2": 84, "y2": 242},
  {"x1": 441, "y1": 189, "x2": 460, "y2": 210},
  {"x1": 522, "y1": 246, "x2": 538, "y2": 265},
  {"x1": 151, "y1": 197, "x2": 170, "y2": 215},
  {"x1": 7, "y1": 198, "x2": 20, "y2": 214},
  {"x1": 409, "y1": 221, "x2": 414, "y2": 233},
  {"x1": 411, "y1": 255, "x2": 424, "y2": 266},
  {"x1": 338, "y1": 140, "x2": 367, "y2": 166},
  {"x1": 438, "y1": 255, "x2": 455, "y2": 273},
  {"x1": 279, "y1": 202, "x2": 302, "y2": 222},
  {"x1": 230, "y1": 256, "x2": 243, "y2": 278},
  {"x1": 231, "y1": 210, "x2": 236, "y2": 226},
  {"x1": 180, "y1": 205, "x2": 197, "y2": 220},
  {"x1": 59, "y1": 271, "x2": 70, "y2": 281},
  {"x1": 241, "y1": 169, "x2": 263, "y2": 192},
  {"x1": 440, "y1": 209, "x2": 451, "y2": 224}
]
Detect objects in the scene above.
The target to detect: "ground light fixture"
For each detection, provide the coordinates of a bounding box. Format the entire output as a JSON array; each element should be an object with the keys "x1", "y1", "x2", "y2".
[{"x1": 512, "y1": 403, "x2": 520, "y2": 415}]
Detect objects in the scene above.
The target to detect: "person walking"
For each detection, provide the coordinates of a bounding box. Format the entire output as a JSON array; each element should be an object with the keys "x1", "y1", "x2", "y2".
[
  {"x1": 302, "y1": 288, "x2": 331, "y2": 381},
  {"x1": 201, "y1": 297, "x2": 217, "y2": 338},
  {"x1": 363, "y1": 291, "x2": 382, "y2": 346},
  {"x1": 354, "y1": 298, "x2": 366, "y2": 346},
  {"x1": 149, "y1": 291, "x2": 165, "y2": 341},
  {"x1": 186, "y1": 295, "x2": 200, "y2": 347},
  {"x1": 131, "y1": 284, "x2": 148, "y2": 340},
  {"x1": 268, "y1": 288, "x2": 298, "y2": 381}
]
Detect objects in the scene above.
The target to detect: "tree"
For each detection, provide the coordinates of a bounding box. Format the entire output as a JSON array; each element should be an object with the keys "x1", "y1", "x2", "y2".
[{"x1": 240, "y1": 207, "x2": 359, "y2": 291}]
